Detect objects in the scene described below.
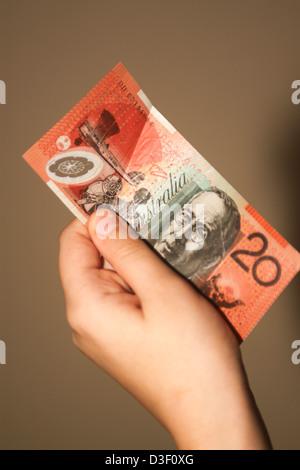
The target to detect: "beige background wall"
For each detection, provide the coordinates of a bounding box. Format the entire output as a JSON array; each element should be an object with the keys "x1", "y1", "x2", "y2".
[{"x1": 0, "y1": 0, "x2": 299, "y2": 449}]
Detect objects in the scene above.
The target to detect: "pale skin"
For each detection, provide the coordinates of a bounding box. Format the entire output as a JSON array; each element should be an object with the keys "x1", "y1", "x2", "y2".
[{"x1": 59, "y1": 209, "x2": 272, "y2": 450}]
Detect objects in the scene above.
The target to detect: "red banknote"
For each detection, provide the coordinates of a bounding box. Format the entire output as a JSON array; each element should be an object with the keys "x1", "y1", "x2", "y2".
[{"x1": 23, "y1": 63, "x2": 300, "y2": 340}]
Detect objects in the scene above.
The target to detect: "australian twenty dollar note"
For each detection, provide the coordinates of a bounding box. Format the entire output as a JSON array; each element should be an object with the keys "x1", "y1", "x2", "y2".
[{"x1": 23, "y1": 63, "x2": 300, "y2": 340}]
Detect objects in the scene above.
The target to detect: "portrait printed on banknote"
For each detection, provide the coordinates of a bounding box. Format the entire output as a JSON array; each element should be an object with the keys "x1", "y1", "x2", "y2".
[{"x1": 150, "y1": 187, "x2": 241, "y2": 281}]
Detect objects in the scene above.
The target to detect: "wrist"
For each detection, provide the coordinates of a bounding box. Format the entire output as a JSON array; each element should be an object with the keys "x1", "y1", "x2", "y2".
[{"x1": 164, "y1": 372, "x2": 272, "y2": 450}]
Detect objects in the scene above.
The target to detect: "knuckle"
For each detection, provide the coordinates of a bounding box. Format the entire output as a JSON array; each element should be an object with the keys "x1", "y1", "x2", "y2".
[
  {"x1": 59, "y1": 219, "x2": 82, "y2": 247},
  {"x1": 59, "y1": 227, "x2": 70, "y2": 249},
  {"x1": 66, "y1": 306, "x2": 86, "y2": 336},
  {"x1": 59, "y1": 224, "x2": 73, "y2": 246},
  {"x1": 71, "y1": 332, "x2": 81, "y2": 350}
]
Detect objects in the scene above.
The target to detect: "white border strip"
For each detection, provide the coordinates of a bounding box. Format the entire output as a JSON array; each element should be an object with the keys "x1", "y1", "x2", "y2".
[
  {"x1": 47, "y1": 180, "x2": 88, "y2": 224},
  {"x1": 151, "y1": 106, "x2": 176, "y2": 134},
  {"x1": 137, "y1": 90, "x2": 176, "y2": 134},
  {"x1": 137, "y1": 89, "x2": 152, "y2": 111}
]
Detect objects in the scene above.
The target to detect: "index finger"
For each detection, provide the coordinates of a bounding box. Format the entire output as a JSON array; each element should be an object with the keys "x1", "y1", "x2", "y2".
[{"x1": 59, "y1": 219, "x2": 103, "y2": 302}]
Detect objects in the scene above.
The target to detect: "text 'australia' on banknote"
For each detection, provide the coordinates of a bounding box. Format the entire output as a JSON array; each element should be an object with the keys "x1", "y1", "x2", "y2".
[{"x1": 23, "y1": 63, "x2": 300, "y2": 340}]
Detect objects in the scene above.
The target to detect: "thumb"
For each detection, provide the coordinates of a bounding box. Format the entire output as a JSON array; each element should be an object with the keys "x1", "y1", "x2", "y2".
[{"x1": 88, "y1": 208, "x2": 177, "y2": 299}]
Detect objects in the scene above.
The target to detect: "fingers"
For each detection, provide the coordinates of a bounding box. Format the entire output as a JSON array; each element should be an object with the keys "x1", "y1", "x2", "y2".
[
  {"x1": 59, "y1": 219, "x2": 103, "y2": 304},
  {"x1": 88, "y1": 209, "x2": 179, "y2": 300}
]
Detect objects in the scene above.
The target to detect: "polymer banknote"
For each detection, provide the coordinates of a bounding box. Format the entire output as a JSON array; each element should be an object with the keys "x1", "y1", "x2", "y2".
[{"x1": 23, "y1": 63, "x2": 300, "y2": 339}]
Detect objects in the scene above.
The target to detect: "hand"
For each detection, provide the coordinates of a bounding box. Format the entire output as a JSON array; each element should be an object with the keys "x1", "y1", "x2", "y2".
[{"x1": 59, "y1": 210, "x2": 271, "y2": 450}]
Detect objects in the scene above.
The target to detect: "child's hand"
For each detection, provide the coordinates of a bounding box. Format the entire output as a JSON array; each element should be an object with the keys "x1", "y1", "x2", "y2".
[{"x1": 59, "y1": 210, "x2": 271, "y2": 450}]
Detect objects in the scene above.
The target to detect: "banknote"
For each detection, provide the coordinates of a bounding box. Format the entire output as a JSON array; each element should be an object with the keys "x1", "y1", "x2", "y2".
[{"x1": 23, "y1": 63, "x2": 300, "y2": 340}]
